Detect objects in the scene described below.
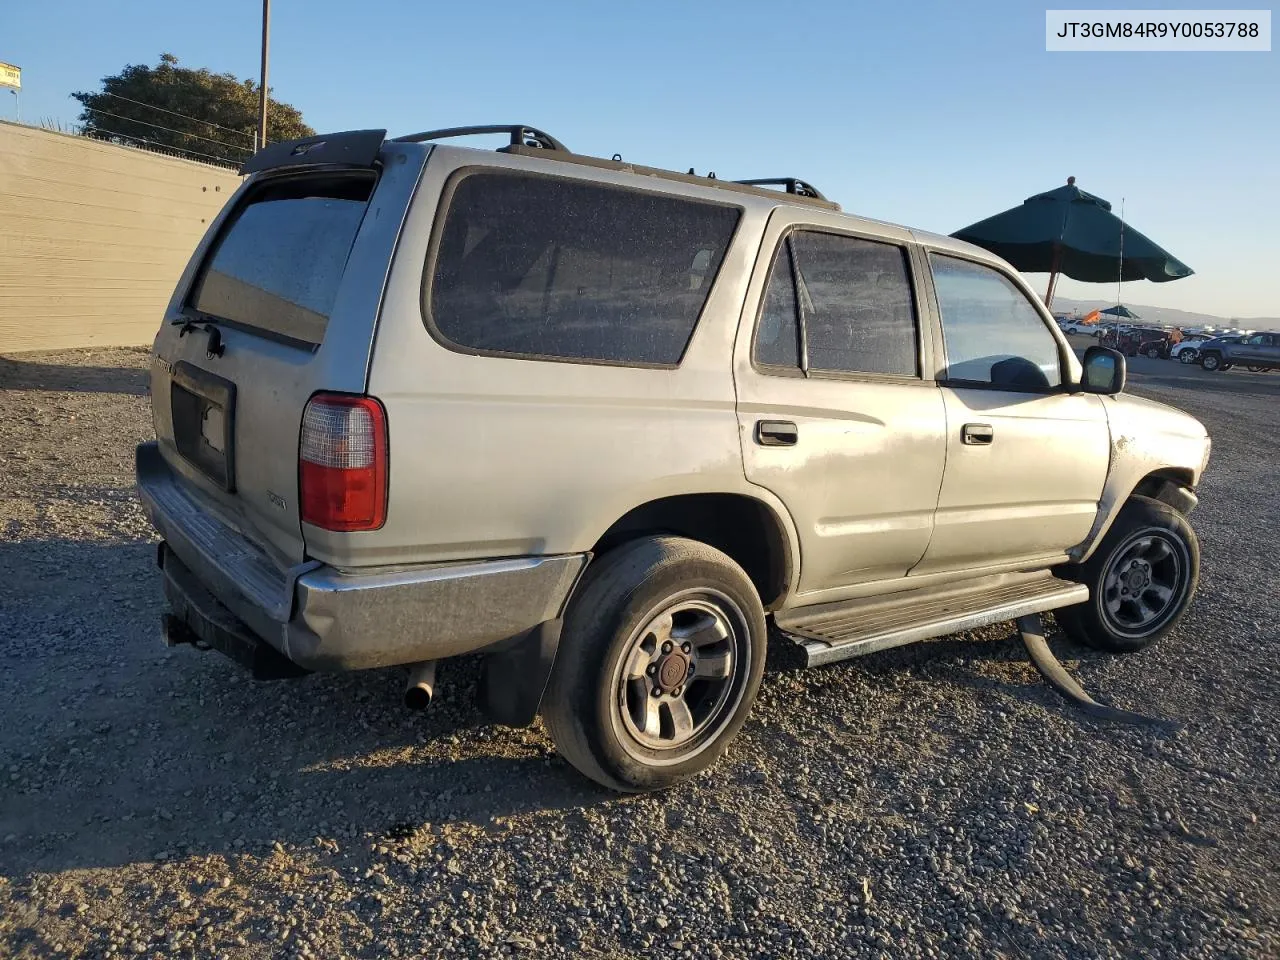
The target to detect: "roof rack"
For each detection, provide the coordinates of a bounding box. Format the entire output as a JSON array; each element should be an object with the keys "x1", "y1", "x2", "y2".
[
  {"x1": 391, "y1": 124, "x2": 568, "y2": 152},
  {"x1": 733, "y1": 178, "x2": 828, "y2": 201}
]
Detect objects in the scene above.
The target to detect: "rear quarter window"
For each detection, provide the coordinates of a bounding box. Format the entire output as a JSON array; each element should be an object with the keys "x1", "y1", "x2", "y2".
[
  {"x1": 424, "y1": 170, "x2": 741, "y2": 366},
  {"x1": 190, "y1": 174, "x2": 374, "y2": 346}
]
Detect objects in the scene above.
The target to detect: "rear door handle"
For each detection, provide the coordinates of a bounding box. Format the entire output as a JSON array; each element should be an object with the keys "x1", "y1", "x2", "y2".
[
  {"x1": 961, "y1": 423, "x2": 994, "y2": 445},
  {"x1": 756, "y1": 420, "x2": 798, "y2": 446}
]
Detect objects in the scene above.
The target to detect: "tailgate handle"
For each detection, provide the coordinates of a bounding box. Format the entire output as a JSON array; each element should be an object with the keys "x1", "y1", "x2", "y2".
[
  {"x1": 178, "y1": 320, "x2": 225, "y2": 359},
  {"x1": 756, "y1": 420, "x2": 799, "y2": 447},
  {"x1": 962, "y1": 423, "x2": 994, "y2": 445}
]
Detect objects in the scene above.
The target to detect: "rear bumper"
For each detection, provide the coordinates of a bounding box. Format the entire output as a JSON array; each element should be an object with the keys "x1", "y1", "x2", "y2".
[{"x1": 136, "y1": 442, "x2": 587, "y2": 671}]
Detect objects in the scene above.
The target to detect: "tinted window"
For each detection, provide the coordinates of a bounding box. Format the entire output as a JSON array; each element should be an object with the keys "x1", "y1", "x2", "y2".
[
  {"x1": 753, "y1": 245, "x2": 800, "y2": 368},
  {"x1": 789, "y1": 232, "x2": 918, "y2": 377},
  {"x1": 930, "y1": 254, "x2": 1062, "y2": 390},
  {"x1": 192, "y1": 175, "x2": 373, "y2": 345},
  {"x1": 428, "y1": 172, "x2": 740, "y2": 365}
]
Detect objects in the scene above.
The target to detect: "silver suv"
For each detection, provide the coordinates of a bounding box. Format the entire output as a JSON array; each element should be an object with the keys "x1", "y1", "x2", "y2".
[{"x1": 137, "y1": 125, "x2": 1212, "y2": 791}]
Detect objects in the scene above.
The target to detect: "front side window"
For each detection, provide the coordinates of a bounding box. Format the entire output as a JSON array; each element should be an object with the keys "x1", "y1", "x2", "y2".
[
  {"x1": 427, "y1": 171, "x2": 741, "y2": 365},
  {"x1": 929, "y1": 254, "x2": 1063, "y2": 390},
  {"x1": 751, "y1": 230, "x2": 919, "y2": 378}
]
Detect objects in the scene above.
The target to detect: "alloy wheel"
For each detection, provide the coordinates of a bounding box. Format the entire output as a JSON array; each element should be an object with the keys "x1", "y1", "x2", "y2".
[
  {"x1": 610, "y1": 592, "x2": 749, "y2": 761},
  {"x1": 1099, "y1": 531, "x2": 1190, "y2": 639}
]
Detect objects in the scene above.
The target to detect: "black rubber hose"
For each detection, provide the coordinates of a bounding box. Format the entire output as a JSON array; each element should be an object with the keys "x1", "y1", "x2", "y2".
[{"x1": 1016, "y1": 615, "x2": 1180, "y2": 731}]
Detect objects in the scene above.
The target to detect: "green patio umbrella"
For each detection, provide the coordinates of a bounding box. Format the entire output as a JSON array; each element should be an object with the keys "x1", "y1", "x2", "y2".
[
  {"x1": 951, "y1": 178, "x2": 1193, "y2": 307},
  {"x1": 1099, "y1": 305, "x2": 1140, "y2": 320}
]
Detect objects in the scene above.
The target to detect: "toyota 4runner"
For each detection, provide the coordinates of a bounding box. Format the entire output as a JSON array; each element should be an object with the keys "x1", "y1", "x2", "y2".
[{"x1": 138, "y1": 125, "x2": 1212, "y2": 792}]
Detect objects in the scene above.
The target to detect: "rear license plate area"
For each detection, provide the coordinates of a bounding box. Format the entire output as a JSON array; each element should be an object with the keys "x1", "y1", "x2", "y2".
[{"x1": 170, "y1": 361, "x2": 237, "y2": 491}]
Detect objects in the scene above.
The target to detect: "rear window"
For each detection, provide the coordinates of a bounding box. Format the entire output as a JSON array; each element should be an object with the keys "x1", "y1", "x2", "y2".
[
  {"x1": 426, "y1": 170, "x2": 741, "y2": 366},
  {"x1": 190, "y1": 174, "x2": 374, "y2": 345}
]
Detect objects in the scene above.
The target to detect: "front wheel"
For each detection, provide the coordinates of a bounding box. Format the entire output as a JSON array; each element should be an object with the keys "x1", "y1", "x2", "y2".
[
  {"x1": 1057, "y1": 496, "x2": 1199, "y2": 652},
  {"x1": 542, "y1": 536, "x2": 766, "y2": 792},
  {"x1": 1201, "y1": 352, "x2": 1223, "y2": 371}
]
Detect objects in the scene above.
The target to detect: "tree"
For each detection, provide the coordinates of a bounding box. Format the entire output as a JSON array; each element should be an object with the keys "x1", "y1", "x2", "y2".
[{"x1": 72, "y1": 53, "x2": 314, "y2": 165}]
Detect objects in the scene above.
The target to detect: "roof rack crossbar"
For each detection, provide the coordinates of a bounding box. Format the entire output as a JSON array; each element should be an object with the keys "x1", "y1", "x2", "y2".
[
  {"x1": 733, "y1": 178, "x2": 828, "y2": 201},
  {"x1": 391, "y1": 125, "x2": 568, "y2": 152}
]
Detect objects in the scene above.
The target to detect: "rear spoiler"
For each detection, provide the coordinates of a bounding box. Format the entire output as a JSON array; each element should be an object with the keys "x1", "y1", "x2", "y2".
[{"x1": 239, "y1": 129, "x2": 387, "y2": 176}]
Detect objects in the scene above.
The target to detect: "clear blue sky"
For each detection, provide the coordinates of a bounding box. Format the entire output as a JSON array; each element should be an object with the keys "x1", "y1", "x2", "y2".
[{"x1": 5, "y1": 1, "x2": 1277, "y2": 318}]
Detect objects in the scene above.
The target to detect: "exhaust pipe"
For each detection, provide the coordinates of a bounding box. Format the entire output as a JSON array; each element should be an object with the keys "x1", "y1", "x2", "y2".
[{"x1": 404, "y1": 661, "x2": 438, "y2": 710}]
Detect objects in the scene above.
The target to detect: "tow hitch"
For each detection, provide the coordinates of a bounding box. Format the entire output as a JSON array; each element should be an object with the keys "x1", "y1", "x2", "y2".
[{"x1": 1016, "y1": 614, "x2": 1179, "y2": 730}]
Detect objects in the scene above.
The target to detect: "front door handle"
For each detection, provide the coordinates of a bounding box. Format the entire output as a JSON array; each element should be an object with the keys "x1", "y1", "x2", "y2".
[
  {"x1": 961, "y1": 423, "x2": 994, "y2": 445},
  {"x1": 756, "y1": 420, "x2": 798, "y2": 446}
]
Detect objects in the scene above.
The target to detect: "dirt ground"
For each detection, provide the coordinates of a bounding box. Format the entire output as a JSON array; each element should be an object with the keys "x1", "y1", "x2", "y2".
[{"x1": 1, "y1": 346, "x2": 1277, "y2": 959}]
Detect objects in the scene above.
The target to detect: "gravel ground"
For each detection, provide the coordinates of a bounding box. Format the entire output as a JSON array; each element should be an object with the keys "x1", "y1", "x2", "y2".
[{"x1": 1, "y1": 346, "x2": 1277, "y2": 960}]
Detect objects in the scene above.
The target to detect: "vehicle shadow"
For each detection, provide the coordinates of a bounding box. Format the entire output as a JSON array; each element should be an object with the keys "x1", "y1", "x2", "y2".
[
  {"x1": 0, "y1": 535, "x2": 1152, "y2": 879},
  {"x1": 0, "y1": 537, "x2": 625, "y2": 877},
  {"x1": 0, "y1": 353, "x2": 150, "y2": 396}
]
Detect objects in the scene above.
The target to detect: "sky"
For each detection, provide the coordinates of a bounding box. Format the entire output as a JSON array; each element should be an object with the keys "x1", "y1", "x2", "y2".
[{"x1": 4, "y1": 0, "x2": 1278, "y2": 319}]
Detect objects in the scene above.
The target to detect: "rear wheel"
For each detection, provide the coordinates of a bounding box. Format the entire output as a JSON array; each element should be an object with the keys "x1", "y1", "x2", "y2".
[
  {"x1": 1179, "y1": 350, "x2": 1197, "y2": 364},
  {"x1": 1247, "y1": 364, "x2": 1267, "y2": 373},
  {"x1": 1057, "y1": 496, "x2": 1199, "y2": 652},
  {"x1": 1144, "y1": 346, "x2": 1161, "y2": 359},
  {"x1": 542, "y1": 536, "x2": 766, "y2": 792}
]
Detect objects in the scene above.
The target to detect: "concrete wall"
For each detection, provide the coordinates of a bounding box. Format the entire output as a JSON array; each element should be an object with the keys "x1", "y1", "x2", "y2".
[{"x1": 0, "y1": 121, "x2": 243, "y2": 353}]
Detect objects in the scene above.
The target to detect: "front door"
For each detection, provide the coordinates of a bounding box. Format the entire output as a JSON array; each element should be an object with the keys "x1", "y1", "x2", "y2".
[
  {"x1": 911, "y1": 252, "x2": 1110, "y2": 576},
  {"x1": 734, "y1": 212, "x2": 946, "y2": 599}
]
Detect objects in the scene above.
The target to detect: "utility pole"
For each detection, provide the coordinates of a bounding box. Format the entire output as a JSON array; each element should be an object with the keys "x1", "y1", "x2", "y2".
[{"x1": 256, "y1": 0, "x2": 271, "y2": 152}]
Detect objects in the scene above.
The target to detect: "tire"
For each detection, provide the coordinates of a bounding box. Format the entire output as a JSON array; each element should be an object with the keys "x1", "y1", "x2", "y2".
[
  {"x1": 1200, "y1": 352, "x2": 1222, "y2": 371},
  {"x1": 1144, "y1": 346, "x2": 1161, "y2": 359},
  {"x1": 542, "y1": 536, "x2": 767, "y2": 792},
  {"x1": 1179, "y1": 350, "x2": 1197, "y2": 364},
  {"x1": 1057, "y1": 496, "x2": 1199, "y2": 652},
  {"x1": 1247, "y1": 365, "x2": 1267, "y2": 373}
]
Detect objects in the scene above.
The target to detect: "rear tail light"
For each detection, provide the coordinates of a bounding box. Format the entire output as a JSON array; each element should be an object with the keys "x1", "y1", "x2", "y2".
[{"x1": 299, "y1": 394, "x2": 388, "y2": 532}]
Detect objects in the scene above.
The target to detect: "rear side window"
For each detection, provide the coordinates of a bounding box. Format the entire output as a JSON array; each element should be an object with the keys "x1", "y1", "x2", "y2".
[
  {"x1": 754, "y1": 245, "x2": 801, "y2": 369},
  {"x1": 190, "y1": 174, "x2": 374, "y2": 345},
  {"x1": 752, "y1": 230, "x2": 919, "y2": 378},
  {"x1": 791, "y1": 232, "x2": 919, "y2": 377},
  {"x1": 426, "y1": 171, "x2": 741, "y2": 365}
]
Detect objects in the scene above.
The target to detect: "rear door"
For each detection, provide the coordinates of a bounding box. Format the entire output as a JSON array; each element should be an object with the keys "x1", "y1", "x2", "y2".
[
  {"x1": 911, "y1": 251, "x2": 1109, "y2": 575},
  {"x1": 734, "y1": 210, "x2": 946, "y2": 597},
  {"x1": 149, "y1": 160, "x2": 413, "y2": 567}
]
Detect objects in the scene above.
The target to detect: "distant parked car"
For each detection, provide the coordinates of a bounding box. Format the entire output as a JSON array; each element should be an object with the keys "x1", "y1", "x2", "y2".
[
  {"x1": 1199, "y1": 333, "x2": 1280, "y2": 372},
  {"x1": 1169, "y1": 333, "x2": 1214, "y2": 364},
  {"x1": 1137, "y1": 335, "x2": 1175, "y2": 359},
  {"x1": 1059, "y1": 320, "x2": 1099, "y2": 336},
  {"x1": 1106, "y1": 327, "x2": 1168, "y2": 358}
]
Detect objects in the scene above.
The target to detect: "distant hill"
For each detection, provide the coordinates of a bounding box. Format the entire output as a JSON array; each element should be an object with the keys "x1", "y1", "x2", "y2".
[{"x1": 1049, "y1": 297, "x2": 1280, "y2": 333}]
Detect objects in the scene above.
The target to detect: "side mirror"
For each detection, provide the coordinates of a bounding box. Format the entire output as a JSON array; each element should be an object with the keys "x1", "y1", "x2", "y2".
[{"x1": 1081, "y1": 345, "x2": 1126, "y2": 395}]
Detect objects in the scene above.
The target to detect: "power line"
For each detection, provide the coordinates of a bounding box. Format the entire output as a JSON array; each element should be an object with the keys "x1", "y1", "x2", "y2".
[
  {"x1": 79, "y1": 106, "x2": 252, "y2": 155},
  {"x1": 95, "y1": 90, "x2": 257, "y2": 142},
  {"x1": 83, "y1": 126, "x2": 241, "y2": 168}
]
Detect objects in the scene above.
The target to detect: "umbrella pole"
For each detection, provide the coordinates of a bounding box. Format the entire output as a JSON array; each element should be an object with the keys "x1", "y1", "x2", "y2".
[{"x1": 1044, "y1": 244, "x2": 1063, "y2": 309}]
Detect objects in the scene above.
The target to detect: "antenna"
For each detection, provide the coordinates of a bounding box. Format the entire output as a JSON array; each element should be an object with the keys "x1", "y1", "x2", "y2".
[{"x1": 1115, "y1": 197, "x2": 1125, "y2": 338}]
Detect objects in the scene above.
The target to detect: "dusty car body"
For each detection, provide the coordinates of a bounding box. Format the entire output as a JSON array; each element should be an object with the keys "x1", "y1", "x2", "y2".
[{"x1": 137, "y1": 126, "x2": 1211, "y2": 790}]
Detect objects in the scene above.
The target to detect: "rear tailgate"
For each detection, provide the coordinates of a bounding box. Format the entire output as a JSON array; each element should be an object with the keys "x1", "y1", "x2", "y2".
[{"x1": 148, "y1": 144, "x2": 427, "y2": 568}]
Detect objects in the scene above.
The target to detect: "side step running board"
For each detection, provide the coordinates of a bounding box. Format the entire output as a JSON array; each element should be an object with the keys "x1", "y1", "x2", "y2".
[{"x1": 777, "y1": 571, "x2": 1088, "y2": 667}]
